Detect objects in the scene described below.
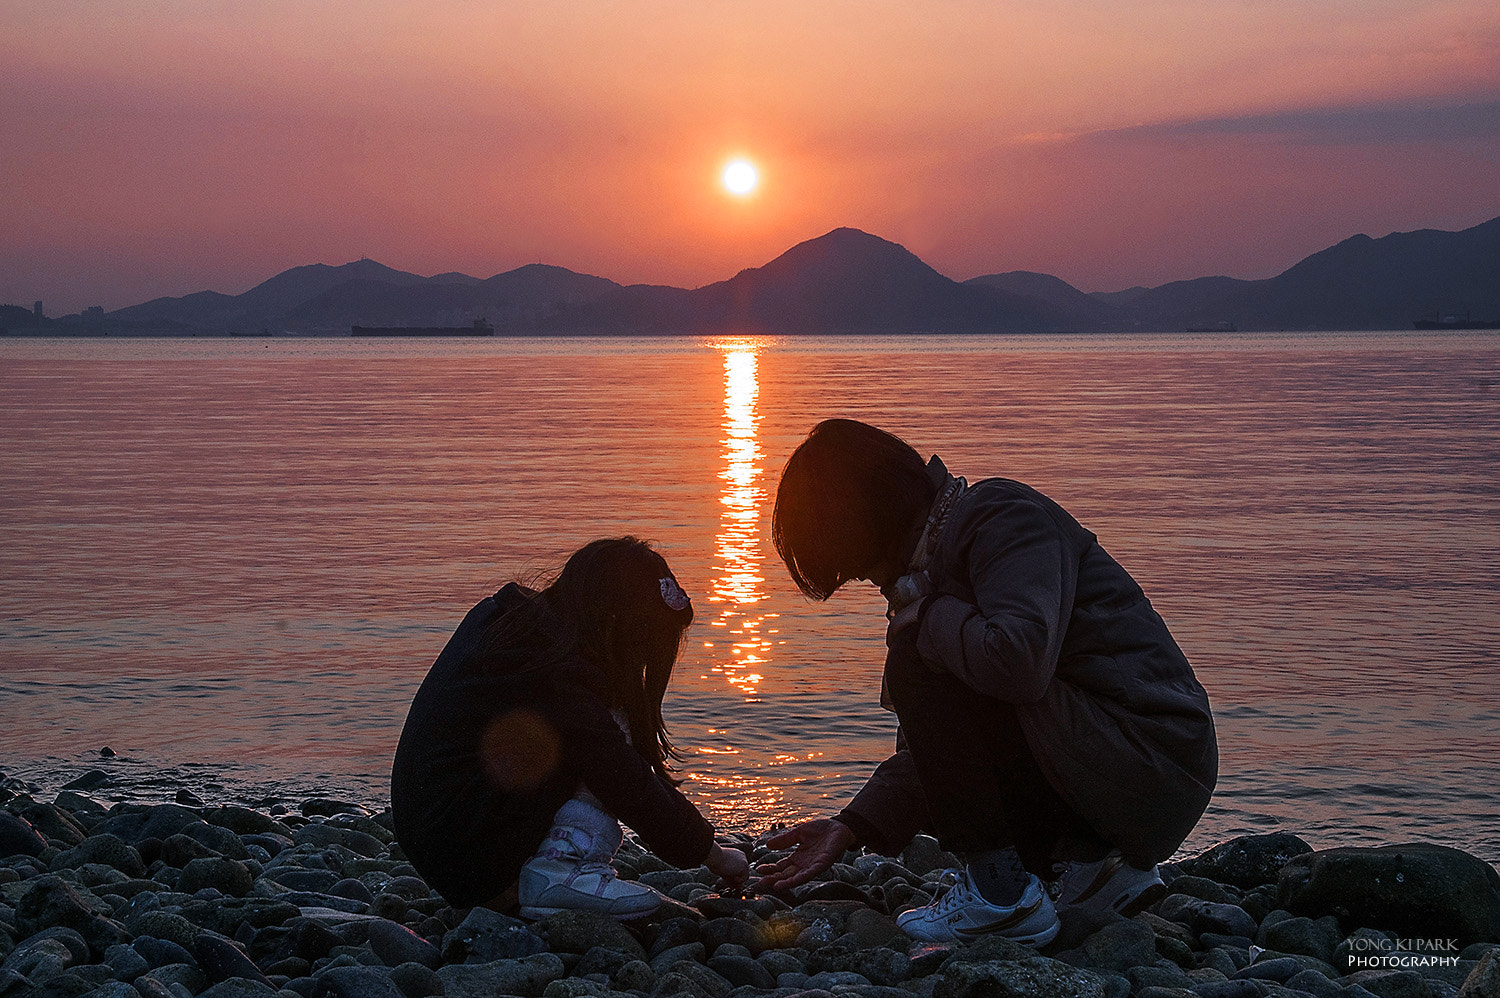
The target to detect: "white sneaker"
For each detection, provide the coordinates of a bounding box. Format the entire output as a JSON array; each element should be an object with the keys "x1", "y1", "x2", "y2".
[
  {"x1": 1052, "y1": 851, "x2": 1166, "y2": 917},
  {"x1": 897, "y1": 868, "x2": 1060, "y2": 946},
  {"x1": 517, "y1": 855, "x2": 662, "y2": 919}
]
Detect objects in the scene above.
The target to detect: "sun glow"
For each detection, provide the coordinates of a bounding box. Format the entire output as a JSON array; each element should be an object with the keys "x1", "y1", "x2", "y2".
[{"x1": 721, "y1": 159, "x2": 759, "y2": 195}]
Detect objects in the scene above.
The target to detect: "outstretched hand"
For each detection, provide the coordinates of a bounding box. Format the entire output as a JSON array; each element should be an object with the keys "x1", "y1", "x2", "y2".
[
  {"x1": 706, "y1": 842, "x2": 750, "y2": 888},
  {"x1": 753, "y1": 818, "x2": 857, "y2": 891}
]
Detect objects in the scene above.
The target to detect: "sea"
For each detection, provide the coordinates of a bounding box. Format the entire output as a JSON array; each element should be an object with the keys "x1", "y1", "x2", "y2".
[{"x1": 2, "y1": 332, "x2": 1497, "y2": 862}]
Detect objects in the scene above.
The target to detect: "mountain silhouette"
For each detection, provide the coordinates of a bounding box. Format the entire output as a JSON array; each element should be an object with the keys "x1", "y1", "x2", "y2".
[
  {"x1": 63, "y1": 215, "x2": 1500, "y2": 334},
  {"x1": 683, "y1": 228, "x2": 1060, "y2": 333},
  {"x1": 1079, "y1": 216, "x2": 1500, "y2": 330}
]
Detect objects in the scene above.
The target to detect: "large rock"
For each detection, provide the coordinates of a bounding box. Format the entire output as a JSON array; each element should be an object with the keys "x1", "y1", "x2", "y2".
[
  {"x1": 0, "y1": 812, "x2": 49, "y2": 857},
  {"x1": 12, "y1": 803, "x2": 87, "y2": 846},
  {"x1": 197, "y1": 981, "x2": 281, "y2": 998},
  {"x1": 437, "y1": 952, "x2": 565, "y2": 997},
  {"x1": 1277, "y1": 845, "x2": 1500, "y2": 946},
  {"x1": 366, "y1": 918, "x2": 440, "y2": 969},
  {"x1": 315, "y1": 965, "x2": 409, "y2": 998},
  {"x1": 194, "y1": 933, "x2": 274, "y2": 987},
  {"x1": 1463, "y1": 950, "x2": 1500, "y2": 998},
  {"x1": 1256, "y1": 913, "x2": 1342, "y2": 964},
  {"x1": 13, "y1": 876, "x2": 97, "y2": 936},
  {"x1": 177, "y1": 857, "x2": 254, "y2": 897},
  {"x1": 1154, "y1": 895, "x2": 1258, "y2": 940},
  {"x1": 1182, "y1": 835, "x2": 1314, "y2": 890},
  {"x1": 0, "y1": 937, "x2": 77, "y2": 984},
  {"x1": 933, "y1": 956, "x2": 1110, "y2": 998},
  {"x1": 50, "y1": 835, "x2": 146, "y2": 878},
  {"x1": 95, "y1": 805, "x2": 202, "y2": 845},
  {"x1": 1058, "y1": 918, "x2": 1160, "y2": 973},
  {"x1": 441, "y1": 907, "x2": 548, "y2": 963},
  {"x1": 536, "y1": 910, "x2": 646, "y2": 960}
]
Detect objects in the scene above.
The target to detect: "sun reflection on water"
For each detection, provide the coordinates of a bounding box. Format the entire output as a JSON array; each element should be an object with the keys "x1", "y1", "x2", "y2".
[{"x1": 708, "y1": 343, "x2": 775, "y2": 698}]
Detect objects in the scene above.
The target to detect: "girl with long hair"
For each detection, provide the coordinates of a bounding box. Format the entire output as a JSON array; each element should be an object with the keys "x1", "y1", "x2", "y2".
[{"x1": 392, "y1": 537, "x2": 747, "y2": 917}]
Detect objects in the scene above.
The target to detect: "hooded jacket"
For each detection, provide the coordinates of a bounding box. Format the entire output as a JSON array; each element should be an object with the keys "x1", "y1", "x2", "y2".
[
  {"x1": 390, "y1": 583, "x2": 714, "y2": 906},
  {"x1": 838, "y1": 457, "x2": 1217, "y2": 865}
]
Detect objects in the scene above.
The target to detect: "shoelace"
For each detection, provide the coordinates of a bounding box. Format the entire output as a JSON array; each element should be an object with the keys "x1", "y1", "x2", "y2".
[{"x1": 930, "y1": 870, "x2": 977, "y2": 915}]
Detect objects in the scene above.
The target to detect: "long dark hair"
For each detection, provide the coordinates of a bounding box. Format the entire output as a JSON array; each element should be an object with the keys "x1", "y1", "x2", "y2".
[
  {"x1": 479, "y1": 537, "x2": 692, "y2": 780},
  {"x1": 772, "y1": 419, "x2": 936, "y2": 600}
]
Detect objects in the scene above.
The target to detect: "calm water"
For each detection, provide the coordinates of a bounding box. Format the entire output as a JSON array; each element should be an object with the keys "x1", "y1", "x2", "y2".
[{"x1": 2, "y1": 333, "x2": 1497, "y2": 862}]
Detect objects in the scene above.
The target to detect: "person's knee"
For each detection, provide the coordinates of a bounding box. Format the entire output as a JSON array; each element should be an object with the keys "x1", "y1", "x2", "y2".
[{"x1": 882, "y1": 633, "x2": 929, "y2": 699}]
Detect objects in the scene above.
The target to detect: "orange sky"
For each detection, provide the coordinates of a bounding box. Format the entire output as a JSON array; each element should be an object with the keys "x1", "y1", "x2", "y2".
[{"x1": 3, "y1": 0, "x2": 1498, "y2": 313}]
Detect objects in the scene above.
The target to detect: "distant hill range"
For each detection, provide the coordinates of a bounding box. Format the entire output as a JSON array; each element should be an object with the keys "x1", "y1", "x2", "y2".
[{"x1": 22, "y1": 215, "x2": 1500, "y2": 335}]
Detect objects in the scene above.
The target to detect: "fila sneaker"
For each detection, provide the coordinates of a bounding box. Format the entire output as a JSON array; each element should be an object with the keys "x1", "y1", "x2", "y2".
[
  {"x1": 896, "y1": 868, "x2": 1060, "y2": 946},
  {"x1": 1052, "y1": 851, "x2": 1166, "y2": 918}
]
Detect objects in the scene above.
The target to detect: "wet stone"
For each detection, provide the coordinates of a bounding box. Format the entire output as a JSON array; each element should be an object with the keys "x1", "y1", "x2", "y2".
[
  {"x1": 1182, "y1": 835, "x2": 1314, "y2": 891},
  {"x1": 195, "y1": 932, "x2": 275, "y2": 987},
  {"x1": 315, "y1": 965, "x2": 408, "y2": 998},
  {"x1": 1344, "y1": 971, "x2": 1436, "y2": 998},
  {"x1": 387, "y1": 961, "x2": 444, "y2": 998},
  {"x1": 366, "y1": 918, "x2": 440, "y2": 970},
  {"x1": 177, "y1": 858, "x2": 254, "y2": 897},
  {"x1": 1155, "y1": 896, "x2": 1258, "y2": 941},
  {"x1": 708, "y1": 953, "x2": 775, "y2": 989}
]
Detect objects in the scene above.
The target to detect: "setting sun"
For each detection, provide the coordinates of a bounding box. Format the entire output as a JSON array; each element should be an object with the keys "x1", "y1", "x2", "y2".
[{"x1": 722, "y1": 159, "x2": 759, "y2": 196}]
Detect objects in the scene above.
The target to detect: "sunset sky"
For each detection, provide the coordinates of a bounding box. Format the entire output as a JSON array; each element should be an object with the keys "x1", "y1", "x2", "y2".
[{"x1": 3, "y1": 0, "x2": 1498, "y2": 314}]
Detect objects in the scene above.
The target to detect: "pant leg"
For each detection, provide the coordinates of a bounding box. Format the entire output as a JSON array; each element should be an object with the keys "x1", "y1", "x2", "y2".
[
  {"x1": 538, "y1": 794, "x2": 624, "y2": 863},
  {"x1": 882, "y1": 626, "x2": 1105, "y2": 872}
]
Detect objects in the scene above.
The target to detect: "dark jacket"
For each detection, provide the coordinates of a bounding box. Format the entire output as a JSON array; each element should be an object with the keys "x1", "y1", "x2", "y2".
[
  {"x1": 839, "y1": 457, "x2": 1217, "y2": 865},
  {"x1": 390, "y1": 584, "x2": 714, "y2": 906}
]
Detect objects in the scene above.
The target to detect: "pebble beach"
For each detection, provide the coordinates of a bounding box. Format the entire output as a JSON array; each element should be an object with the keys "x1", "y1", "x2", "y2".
[{"x1": 3, "y1": 765, "x2": 1498, "y2": 998}]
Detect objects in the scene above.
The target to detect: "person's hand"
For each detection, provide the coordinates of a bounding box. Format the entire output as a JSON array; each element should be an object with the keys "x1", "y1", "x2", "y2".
[
  {"x1": 706, "y1": 842, "x2": 750, "y2": 887},
  {"x1": 886, "y1": 599, "x2": 922, "y2": 643},
  {"x1": 753, "y1": 818, "x2": 856, "y2": 891}
]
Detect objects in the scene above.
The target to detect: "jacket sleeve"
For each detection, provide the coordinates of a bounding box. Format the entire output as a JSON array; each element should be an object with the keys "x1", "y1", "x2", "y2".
[
  {"x1": 547, "y1": 671, "x2": 716, "y2": 870},
  {"x1": 834, "y1": 730, "x2": 930, "y2": 857},
  {"x1": 914, "y1": 496, "x2": 1078, "y2": 704}
]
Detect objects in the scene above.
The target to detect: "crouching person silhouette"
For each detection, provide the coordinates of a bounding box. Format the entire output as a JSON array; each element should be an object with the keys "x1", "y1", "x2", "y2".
[
  {"x1": 391, "y1": 537, "x2": 748, "y2": 918},
  {"x1": 757, "y1": 420, "x2": 1217, "y2": 946}
]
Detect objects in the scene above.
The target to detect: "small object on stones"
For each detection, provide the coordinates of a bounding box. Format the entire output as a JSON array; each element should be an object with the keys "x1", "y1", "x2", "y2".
[{"x1": 175, "y1": 789, "x2": 206, "y2": 808}]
